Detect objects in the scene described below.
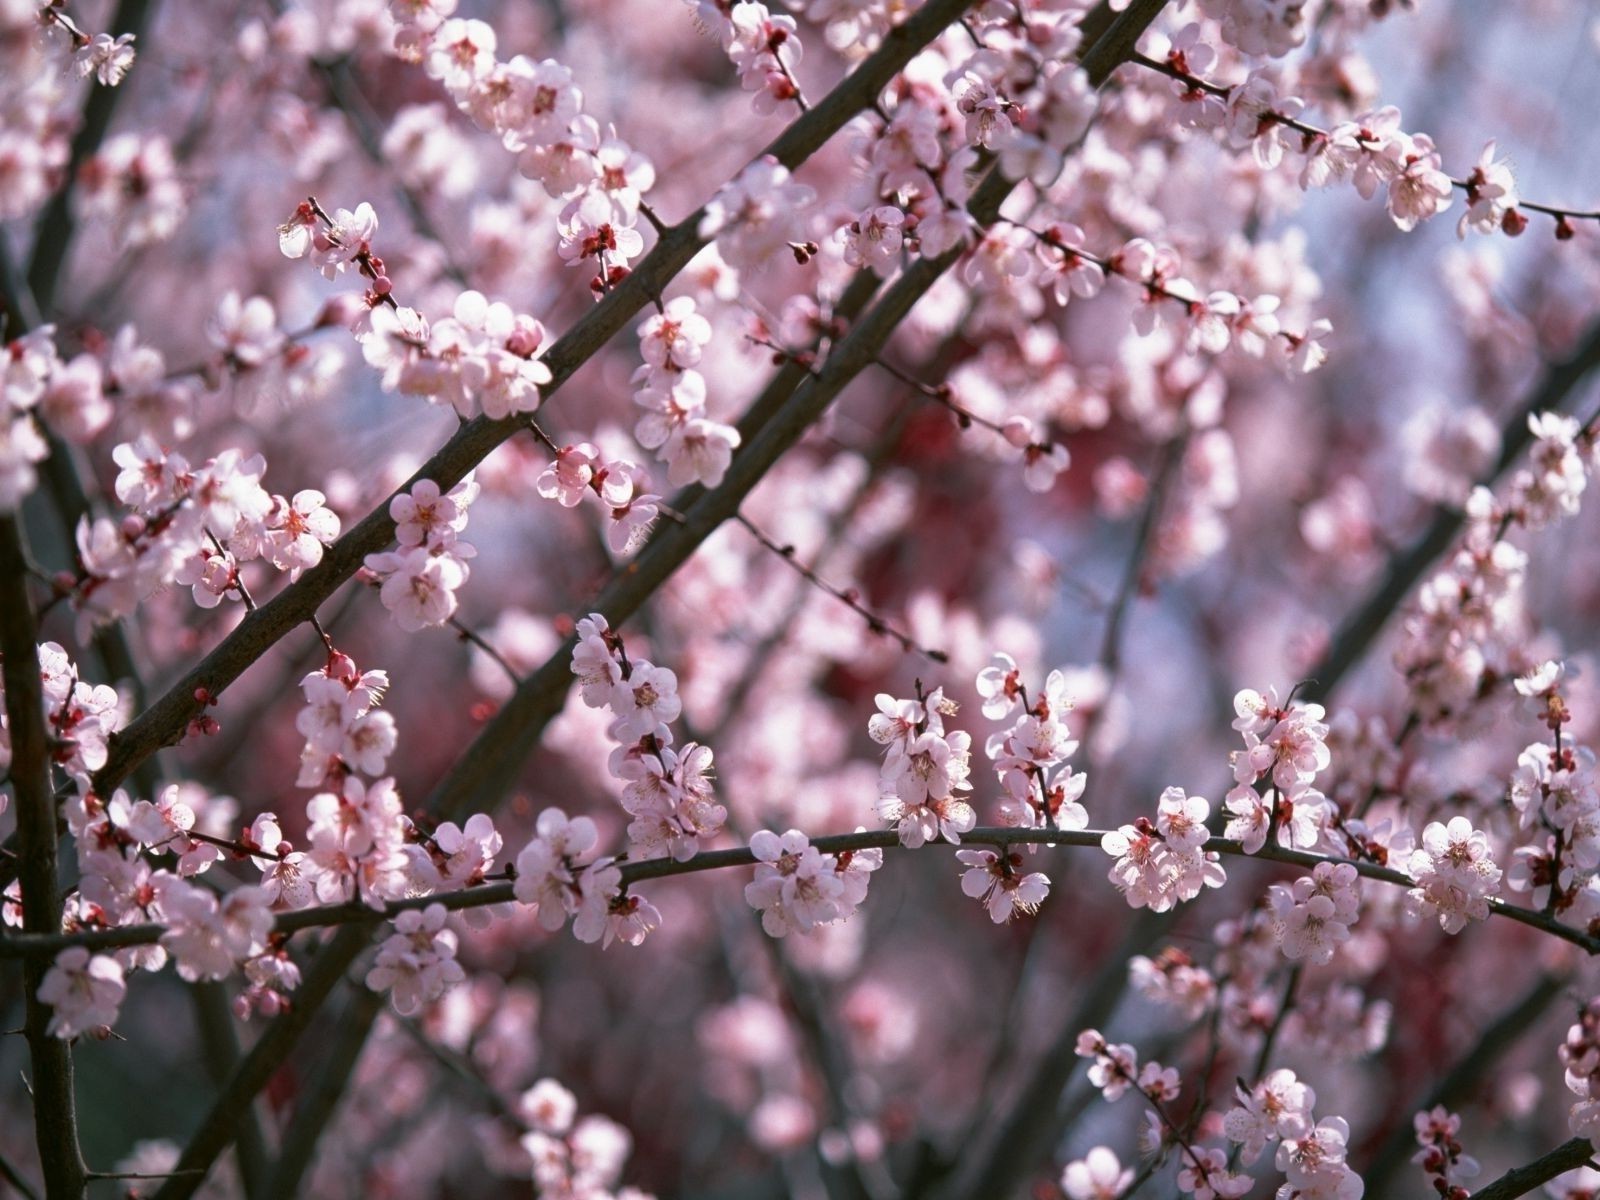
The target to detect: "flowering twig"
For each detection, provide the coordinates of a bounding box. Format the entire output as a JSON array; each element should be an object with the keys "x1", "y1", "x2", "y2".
[
  {"x1": 1302, "y1": 318, "x2": 1600, "y2": 705},
  {"x1": 8, "y1": 826, "x2": 1598, "y2": 961},
  {"x1": 81, "y1": 0, "x2": 985, "y2": 810},
  {"x1": 1127, "y1": 51, "x2": 1600, "y2": 233},
  {"x1": 25, "y1": 0, "x2": 157, "y2": 314},
  {"x1": 1362, "y1": 972, "x2": 1570, "y2": 1192}
]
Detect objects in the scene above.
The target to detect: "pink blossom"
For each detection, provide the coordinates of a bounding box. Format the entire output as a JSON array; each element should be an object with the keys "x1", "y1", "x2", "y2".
[{"x1": 39, "y1": 948, "x2": 127, "y2": 1038}]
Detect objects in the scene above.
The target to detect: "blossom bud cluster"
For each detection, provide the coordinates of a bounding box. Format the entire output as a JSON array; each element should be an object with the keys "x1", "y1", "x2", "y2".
[
  {"x1": 20, "y1": 627, "x2": 523, "y2": 1026},
  {"x1": 571, "y1": 614, "x2": 727, "y2": 865},
  {"x1": 743, "y1": 828, "x2": 881, "y2": 937},
  {"x1": 976, "y1": 653, "x2": 1089, "y2": 833},
  {"x1": 1411, "y1": 1106, "x2": 1479, "y2": 1200},
  {"x1": 632, "y1": 296, "x2": 741, "y2": 489},
  {"x1": 1223, "y1": 686, "x2": 1334, "y2": 854},
  {"x1": 1101, "y1": 788, "x2": 1227, "y2": 912},
  {"x1": 4, "y1": 323, "x2": 301, "y2": 589},
  {"x1": 370, "y1": 289, "x2": 556, "y2": 422},
  {"x1": 363, "y1": 476, "x2": 479, "y2": 631},
  {"x1": 868, "y1": 686, "x2": 975, "y2": 848}
]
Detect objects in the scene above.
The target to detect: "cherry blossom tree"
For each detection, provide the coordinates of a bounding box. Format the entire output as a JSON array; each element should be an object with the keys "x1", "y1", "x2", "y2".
[{"x1": 3, "y1": 0, "x2": 1600, "y2": 1198}]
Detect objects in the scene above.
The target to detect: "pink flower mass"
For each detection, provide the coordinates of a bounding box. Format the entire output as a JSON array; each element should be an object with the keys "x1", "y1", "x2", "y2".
[{"x1": 2, "y1": 0, "x2": 1600, "y2": 1197}]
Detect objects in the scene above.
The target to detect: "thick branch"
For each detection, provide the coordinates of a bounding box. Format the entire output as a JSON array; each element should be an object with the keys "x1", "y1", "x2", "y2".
[
  {"x1": 148, "y1": 925, "x2": 373, "y2": 1200},
  {"x1": 1467, "y1": 1138, "x2": 1596, "y2": 1200},
  {"x1": 0, "y1": 516, "x2": 87, "y2": 1199},
  {"x1": 83, "y1": 0, "x2": 982, "y2": 807}
]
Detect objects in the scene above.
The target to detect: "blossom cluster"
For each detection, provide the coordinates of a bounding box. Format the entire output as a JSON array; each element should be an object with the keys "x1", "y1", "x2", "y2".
[
  {"x1": 293, "y1": 650, "x2": 398, "y2": 789},
  {"x1": 1506, "y1": 671, "x2": 1600, "y2": 915},
  {"x1": 279, "y1": 201, "x2": 560, "y2": 423},
  {"x1": 1266, "y1": 861, "x2": 1361, "y2": 966},
  {"x1": 1563, "y1": 998, "x2": 1600, "y2": 1143},
  {"x1": 632, "y1": 295, "x2": 741, "y2": 489},
  {"x1": 391, "y1": 1, "x2": 657, "y2": 291},
  {"x1": 1403, "y1": 817, "x2": 1503, "y2": 935},
  {"x1": 1075, "y1": 1030, "x2": 1254, "y2": 1198},
  {"x1": 520, "y1": 1076, "x2": 654, "y2": 1200},
  {"x1": 363, "y1": 475, "x2": 479, "y2": 631},
  {"x1": 365, "y1": 903, "x2": 465, "y2": 1015},
  {"x1": 84, "y1": 432, "x2": 340, "y2": 630},
  {"x1": 536, "y1": 440, "x2": 663, "y2": 554},
  {"x1": 1100, "y1": 788, "x2": 1226, "y2": 913},
  {"x1": 868, "y1": 686, "x2": 975, "y2": 848},
  {"x1": 697, "y1": 1, "x2": 806, "y2": 116},
  {"x1": 512, "y1": 806, "x2": 654, "y2": 948},
  {"x1": 570, "y1": 613, "x2": 727, "y2": 864},
  {"x1": 1224, "y1": 1069, "x2": 1362, "y2": 1198},
  {"x1": 743, "y1": 828, "x2": 880, "y2": 937},
  {"x1": 1148, "y1": 27, "x2": 1550, "y2": 241},
  {"x1": 1223, "y1": 686, "x2": 1334, "y2": 854},
  {"x1": 976, "y1": 653, "x2": 1090, "y2": 832}
]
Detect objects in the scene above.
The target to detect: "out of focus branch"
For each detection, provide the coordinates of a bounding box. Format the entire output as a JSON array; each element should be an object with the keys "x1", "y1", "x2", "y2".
[
  {"x1": 1303, "y1": 319, "x2": 1600, "y2": 704},
  {"x1": 148, "y1": 924, "x2": 372, "y2": 1200},
  {"x1": 1361, "y1": 971, "x2": 1570, "y2": 1191},
  {"x1": 262, "y1": 985, "x2": 384, "y2": 1200},
  {"x1": 25, "y1": 0, "x2": 158, "y2": 315}
]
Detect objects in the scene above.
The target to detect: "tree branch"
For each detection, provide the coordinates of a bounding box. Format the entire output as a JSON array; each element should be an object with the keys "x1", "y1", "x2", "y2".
[
  {"x1": 78, "y1": 0, "x2": 983, "y2": 813},
  {"x1": 0, "y1": 515, "x2": 87, "y2": 1199},
  {"x1": 1468, "y1": 1137, "x2": 1596, "y2": 1200},
  {"x1": 148, "y1": 925, "x2": 372, "y2": 1200},
  {"x1": 25, "y1": 0, "x2": 159, "y2": 315},
  {"x1": 1303, "y1": 319, "x2": 1600, "y2": 705}
]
